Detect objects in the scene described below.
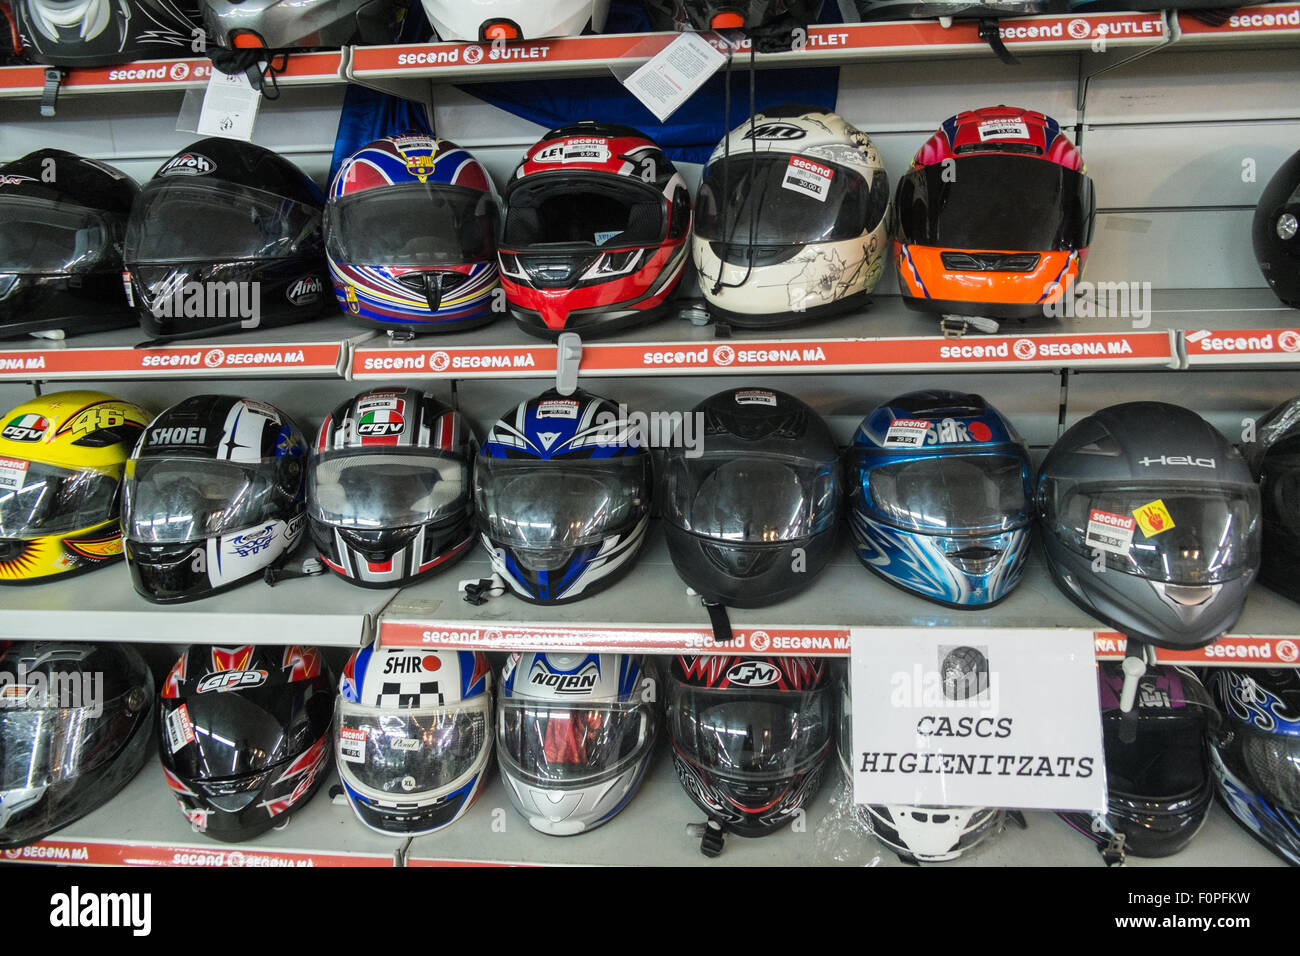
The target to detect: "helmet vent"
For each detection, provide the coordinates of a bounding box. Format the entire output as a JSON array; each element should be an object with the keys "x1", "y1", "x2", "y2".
[{"x1": 1162, "y1": 585, "x2": 1214, "y2": 607}]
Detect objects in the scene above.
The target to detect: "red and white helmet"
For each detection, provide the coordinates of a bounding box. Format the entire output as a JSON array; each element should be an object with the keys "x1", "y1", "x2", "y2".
[{"x1": 498, "y1": 121, "x2": 692, "y2": 339}]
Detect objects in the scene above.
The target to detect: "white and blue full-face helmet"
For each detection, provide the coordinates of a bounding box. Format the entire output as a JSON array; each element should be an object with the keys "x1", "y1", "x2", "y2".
[
  {"x1": 848, "y1": 389, "x2": 1033, "y2": 608},
  {"x1": 497, "y1": 652, "x2": 657, "y2": 836}
]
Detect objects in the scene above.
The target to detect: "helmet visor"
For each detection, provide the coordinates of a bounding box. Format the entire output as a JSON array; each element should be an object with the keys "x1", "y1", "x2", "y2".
[
  {"x1": 502, "y1": 175, "x2": 666, "y2": 250},
  {"x1": 861, "y1": 453, "x2": 1030, "y2": 533},
  {"x1": 894, "y1": 155, "x2": 1094, "y2": 251},
  {"x1": 124, "y1": 457, "x2": 283, "y2": 544},
  {"x1": 337, "y1": 699, "x2": 489, "y2": 796},
  {"x1": 0, "y1": 196, "x2": 119, "y2": 275},
  {"x1": 498, "y1": 699, "x2": 651, "y2": 786},
  {"x1": 308, "y1": 451, "x2": 468, "y2": 530},
  {"x1": 1043, "y1": 480, "x2": 1260, "y2": 585},
  {"x1": 1, "y1": 690, "x2": 143, "y2": 791},
  {"x1": 668, "y1": 686, "x2": 830, "y2": 782},
  {"x1": 696, "y1": 153, "x2": 882, "y2": 246},
  {"x1": 1242, "y1": 731, "x2": 1300, "y2": 814},
  {"x1": 1103, "y1": 714, "x2": 1207, "y2": 799},
  {"x1": 664, "y1": 455, "x2": 839, "y2": 541},
  {"x1": 0, "y1": 460, "x2": 120, "y2": 539},
  {"x1": 124, "y1": 179, "x2": 322, "y2": 265},
  {"x1": 326, "y1": 183, "x2": 498, "y2": 267},
  {"x1": 474, "y1": 455, "x2": 649, "y2": 551}
]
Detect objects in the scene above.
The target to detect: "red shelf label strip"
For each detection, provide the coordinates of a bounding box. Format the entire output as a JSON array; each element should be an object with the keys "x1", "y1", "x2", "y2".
[
  {"x1": 2, "y1": 840, "x2": 394, "y2": 867},
  {"x1": 0, "y1": 343, "x2": 343, "y2": 378}
]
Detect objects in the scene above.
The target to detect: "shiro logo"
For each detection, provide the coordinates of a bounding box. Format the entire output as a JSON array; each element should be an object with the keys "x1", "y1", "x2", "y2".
[
  {"x1": 150, "y1": 279, "x2": 262, "y2": 329},
  {"x1": 1042, "y1": 276, "x2": 1152, "y2": 328},
  {"x1": 592, "y1": 405, "x2": 705, "y2": 459},
  {"x1": 1138, "y1": 455, "x2": 1216, "y2": 468},
  {"x1": 50, "y1": 887, "x2": 151, "y2": 937}
]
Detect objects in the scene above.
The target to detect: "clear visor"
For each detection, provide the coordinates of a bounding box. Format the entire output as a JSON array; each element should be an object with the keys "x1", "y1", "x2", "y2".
[
  {"x1": 1044, "y1": 480, "x2": 1260, "y2": 585},
  {"x1": 0, "y1": 692, "x2": 141, "y2": 791},
  {"x1": 337, "y1": 699, "x2": 489, "y2": 796},
  {"x1": 0, "y1": 461, "x2": 120, "y2": 539},
  {"x1": 863, "y1": 453, "x2": 1030, "y2": 533},
  {"x1": 1242, "y1": 731, "x2": 1300, "y2": 814},
  {"x1": 124, "y1": 457, "x2": 280, "y2": 544},
  {"x1": 664, "y1": 455, "x2": 839, "y2": 542},
  {"x1": 498, "y1": 699, "x2": 651, "y2": 786},
  {"x1": 474, "y1": 456, "x2": 649, "y2": 551},
  {"x1": 668, "y1": 685, "x2": 830, "y2": 782},
  {"x1": 326, "y1": 183, "x2": 498, "y2": 266},
  {"x1": 308, "y1": 451, "x2": 468, "y2": 530},
  {"x1": 0, "y1": 196, "x2": 119, "y2": 275},
  {"x1": 124, "y1": 179, "x2": 321, "y2": 265},
  {"x1": 695, "y1": 154, "x2": 878, "y2": 245}
]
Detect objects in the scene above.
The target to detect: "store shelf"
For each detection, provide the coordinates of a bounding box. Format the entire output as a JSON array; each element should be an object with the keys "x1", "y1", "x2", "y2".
[
  {"x1": 1175, "y1": 3, "x2": 1300, "y2": 47},
  {"x1": 1173, "y1": 289, "x2": 1300, "y2": 367},
  {"x1": 0, "y1": 315, "x2": 375, "y2": 381},
  {"x1": 0, "y1": 558, "x2": 394, "y2": 647},
  {"x1": 377, "y1": 526, "x2": 1300, "y2": 666},
  {"x1": 0, "y1": 51, "x2": 347, "y2": 100}
]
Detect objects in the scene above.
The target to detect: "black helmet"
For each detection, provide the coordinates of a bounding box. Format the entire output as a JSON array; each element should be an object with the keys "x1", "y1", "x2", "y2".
[
  {"x1": 10, "y1": 0, "x2": 200, "y2": 67},
  {"x1": 1058, "y1": 663, "x2": 1214, "y2": 863},
  {"x1": 158, "y1": 644, "x2": 333, "y2": 842},
  {"x1": 308, "y1": 387, "x2": 476, "y2": 588},
  {"x1": 1243, "y1": 396, "x2": 1300, "y2": 602},
  {"x1": 0, "y1": 149, "x2": 138, "y2": 339},
  {"x1": 0, "y1": 641, "x2": 153, "y2": 848},
  {"x1": 666, "y1": 655, "x2": 831, "y2": 837},
  {"x1": 1208, "y1": 668, "x2": 1300, "y2": 866},
  {"x1": 1036, "y1": 402, "x2": 1260, "y2": 650},
  {"x1": 642, "y1": 0, "x2": 821, "y2": 36},
  {"x1": 1253, "y1": 149, "x2": 1300, "y2": 308},
  {"x1": 122, "y1": 395, "x2": 308, "y2": 604},
  {"x1": 662, "y1": 387, "x2": 841, "y2": 608},
  {"x1": 197, "y1": 0, "x2": 406, "y2": 52},
  {"x1": 124, "y1": 138, "x2": 329, "y2": 339}
]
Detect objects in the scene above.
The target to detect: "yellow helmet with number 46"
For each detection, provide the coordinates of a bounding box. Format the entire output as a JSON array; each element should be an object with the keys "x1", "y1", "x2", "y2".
[{"x1": 0, "y1": 391, "x2": 151, "y2": 584}]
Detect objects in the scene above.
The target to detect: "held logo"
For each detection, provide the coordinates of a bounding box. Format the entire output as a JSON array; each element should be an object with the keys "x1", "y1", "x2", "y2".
[
  {"x1": 50, "y1": 886, "x2": 151, "y2": 937},
  {"x1": 196, "y1": 668, "x2": 269, "y2": 693},
  {"x1": 1, "y1": 413, "x2": 50, "y2": 442},
  {"x1": 159, "y1": 152, "x2": 216, "y2": 176},
  {"x1": 1138, "y1": 455, "x2": 1216, "y2": 468},
  {"x1": 725, "y1": 660, "x2": 780, "y2": 687}
]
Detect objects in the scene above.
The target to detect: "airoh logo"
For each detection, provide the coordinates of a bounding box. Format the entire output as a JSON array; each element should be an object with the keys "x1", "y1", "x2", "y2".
[
  {"x1": 1138, "y1": 455, "x2": 1216, "y2": 468},
  {"x1": 725, "y1": 660, "x2": 780, "y2": 687},
  {"x1": 742, "y1": 123, "x2": 807, "y2": 141},
  {"x1": 196, "y1": 669, "x2": 269, "y2": 693},
  {"x1": 159, "y1": 153, "x2": 216, "y2": 176},
  {"x1": 286, "y1": 276, "x2": 322, "y2": 306}
]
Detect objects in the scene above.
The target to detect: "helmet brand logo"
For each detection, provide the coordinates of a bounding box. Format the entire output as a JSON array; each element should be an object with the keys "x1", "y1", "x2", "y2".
[
  {"x1": 725, "y1": 661, "x2": 780, "y2": 687},
  {"x1": 0, "y1": 174, "x2": 36, "y2": 187},
  {"x1": 1138, "y1": 455, "x2": 1216, "y2": 468},
  {"x1": 742, "y1": 123, "x2": 807, "y2": 141},
  {"x1": 196, "y1": 669, "x2": 268, "y2": 694},
  {"x1": 530, "y1": 662, "x2": 599, "y2": 695},
  {"x1": 149, "y1": 426, "x2": 206, "y2": 445},
  {"x1": 229, "y1": 525, "x2": 276, "y2": 557},
  {"x1": 286, "y1": 276, "x2": 322, "y2": 306},
  {"x1": 159, "y1": 153, "x2": 215, "y2": 176},
  {"x1": 382, "y1": 655, "x2": 427, "y2": 675},
  {"x1": 1, "y1": 414, "x2": 50, "y2": 442}
]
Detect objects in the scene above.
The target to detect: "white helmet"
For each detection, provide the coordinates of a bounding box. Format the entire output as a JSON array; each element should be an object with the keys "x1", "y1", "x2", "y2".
[
  {"x1": 693, "y1": 105, "x2": 891, "y2": 328},
  {"x1": 336, "y1": 643, "x2": 494, "y2": 837},
  {"x1": 837, "y1": 674, "x2": 1006, "y2": 863},
  {"x1": 497, "y1": 652, "x2": 657, "y2": 836},
  {"x1": 421, "y1": 0, "x2": 609, "y2": 41}
]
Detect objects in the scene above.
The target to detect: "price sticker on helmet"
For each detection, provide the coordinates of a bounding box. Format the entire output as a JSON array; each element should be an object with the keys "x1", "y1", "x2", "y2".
[
  {"x1": 782, "y1": 157, "x2": 834, "y2": 202},
  {"x1": 882, "y1": 419, "x2": 929, "y2": 448},
  {"x1": 0, "y1": 456, "x2": 28, "y2": 492},
  {"x1": 339, "y1": 727, "x2": 366, "y2": 763},
  {"x1": 1086, "y1": 509, "x2": 1135, "y2": 555}
]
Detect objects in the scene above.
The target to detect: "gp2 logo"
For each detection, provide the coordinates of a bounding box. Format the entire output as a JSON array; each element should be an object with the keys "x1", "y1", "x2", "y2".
[
  {"x1": 229, "y1": 525, "x2": 275, "y2": 558},
  {"x1": 197, "y1": 669, "x2": 268, "y2": 694}
]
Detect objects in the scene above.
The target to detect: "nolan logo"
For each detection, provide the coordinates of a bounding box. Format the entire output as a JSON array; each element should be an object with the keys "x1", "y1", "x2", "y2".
[
  {"x1": 286, "y1": 276, "x2": 322, "y2": 306},
  {"x1": 196, "y1": 669, "x2": 268, "y2": 694},
  {"x1": 725, "y1": 661, "x2": 780, "y2": 687},
  {"x1": 1138, "y1": 455, "x2": 1216, "y2": 468},
  {"x1": 159, "y1": 153, "x2": 215, "y2": 176},
  {"x1": 149, "y1": 426, "x2": 206, "y2": 445},
  {"x1": 743, "y1": 123, "x2": 806, "y2": 141},
  {"x1": 530, "y1": 664, "x2": 599, "y2": 695}
]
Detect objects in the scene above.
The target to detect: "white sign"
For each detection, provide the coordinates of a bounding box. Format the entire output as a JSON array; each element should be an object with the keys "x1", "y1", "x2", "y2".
[
  {"x1": 621, "y1": 32, "x2": 726, "y2": 122},
  {"x1": 196, "y1": 70, "x2": 261, "y2": 141},
  {"x1": 848, "y1": 627, "x2": 1105, "y2": 811}
]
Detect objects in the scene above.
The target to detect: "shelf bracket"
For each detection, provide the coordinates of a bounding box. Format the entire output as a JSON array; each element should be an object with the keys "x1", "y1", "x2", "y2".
[{"x1": 1076, "y1": 10, "x2": 1181, "y2": 114}]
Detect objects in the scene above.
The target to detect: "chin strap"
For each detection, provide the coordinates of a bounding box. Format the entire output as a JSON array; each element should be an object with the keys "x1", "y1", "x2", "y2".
[
  {"x1": 687, "y1": 818, "x2": 726, "y2": 858},
  {"x1": 703, "y1": 599, "x2": 733, "y2": 643},
  {"x1": 264, "y1": 557, "x2": 324, "y2": 586},
  {"x1": 461, "y1": 574, "x2": 505, "y2": 606},
  {"x1": 207, "y1": 47, "x2": 286, "y2": 100},
  {"x1": 977, "y1": 18, "x2": 1019, "y2": 65}
]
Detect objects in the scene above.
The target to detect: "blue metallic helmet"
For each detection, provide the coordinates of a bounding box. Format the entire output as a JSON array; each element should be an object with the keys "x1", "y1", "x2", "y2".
[
  {"x1": 848, "y1": 389, "x2": 1033, "y2": 607},
  {"x1": 474, "y1": 388, "x2": 652, "y2": 604}
]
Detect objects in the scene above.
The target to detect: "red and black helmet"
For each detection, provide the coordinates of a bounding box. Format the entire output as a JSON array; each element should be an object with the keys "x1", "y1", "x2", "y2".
[
  {"x1": 666, "y1": 655, "x2": 831, "y2": 837},
  {"x1": 498, "y1": 121, "x2": 692, "y2": 339}
]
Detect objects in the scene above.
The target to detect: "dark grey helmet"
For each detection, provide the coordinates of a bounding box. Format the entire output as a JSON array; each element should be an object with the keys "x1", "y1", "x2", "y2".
[{"x1": 1036, "y1": 401, "x2": 1261, "y2": 649}]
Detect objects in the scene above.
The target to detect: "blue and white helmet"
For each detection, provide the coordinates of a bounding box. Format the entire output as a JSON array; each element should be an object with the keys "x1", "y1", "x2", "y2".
[
  {"x1": 474, "y1": 388, "x2": 652, "y2": 604},
  {"x1": 848, "y1": 390, "x2": 1033, "y2": 608},
  {"x1": 336, "y1": 643, "x2": 493, "y2": 837},
  {"x1": 497, "y1": 652, "x2": 657, "y2": 836}
]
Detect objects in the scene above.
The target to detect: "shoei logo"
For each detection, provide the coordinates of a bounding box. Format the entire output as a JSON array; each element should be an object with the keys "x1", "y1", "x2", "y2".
[
  {"x1": 286, "y1": 276, "x2": 322, "y2": 306},
  {"x1": 159, "y1": 153, "x2": 216, "y2": 176},
  {"x1": 148, "y1": 426, "x2": 206, "y2": 446},
  {"x1": 724, "y1": 660, "x2": 780, "y2": 687},
  {"x1": 742, "y1": 122, "x2": 806, "y2": 141},
  {"x1": 1138, "y1": 455, "x2": 1216, "y2": 468},
  {"x1": 196, "y1": 669, "x2": 269, "y2": 693},
  {"x1": 530, "y1": 659, "x2": 600, "y2": 695},
  {"x1": 1, "y1": 413, "x2": 50, "y2": 442}
]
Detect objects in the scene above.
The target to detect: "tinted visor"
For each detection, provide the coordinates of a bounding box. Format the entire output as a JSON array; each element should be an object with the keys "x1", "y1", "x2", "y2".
[
  {"x1": 498, "y1": 700, "x2": 650, "y2": 785},
  {"x1": 1044, "y1": 480, "x2": 1260, "y2": 585},
  {"x1": 1, "y1": 691, "x2": 143, "y2": 790},
  {"x1": 125, "y1": 179, "x2": 322, "y2": 265},
  {"x1": 309, "y1": 451, "x2": 468, "y2": 530},
  {"x1": 1103, "y1": 714, "x2": 1207, "y2": 800},
  {"x1": 861, "y1": 453, "x2": 1030, "y2": 533},
  {"x1": 475, "y1": 455, "x2": 649, "y2": 551},
  {"x1": 668, "y1": 685, "x2": 830, "y2": 782},
  {"x1": 664, "y1": 455, "x2": 839, "y2": 541},
  {"x1": 338, "y1": 700, "x2": 489, "y2": 796},
  {"x1": 695, "y1": 153, "x2": 883, "y2": 245},
  {"x1": 326, "y1": 183, "x2": 498, "y2": 266},
  {"x1": 503, "y1": 175, "x2": 666, "y2": 250},
  {"x1": 894, "y1": 155, "x2": 1094, "y2": 251},
  {"x1": 165, "y1": 681, "x2": 321, "y2": 779},
  {"x1": 0, "y1": 196, "x2": 119, "y2": 274},
  {"x1": 0, "y1": 461, "x2": 119, "y2": 539},
  {"x1": 1242, "y1": 731, "x2": 1300, "y2": 814},
  {"x1": 124, "y1": 457, "x2": 282, "y2": 544}
]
